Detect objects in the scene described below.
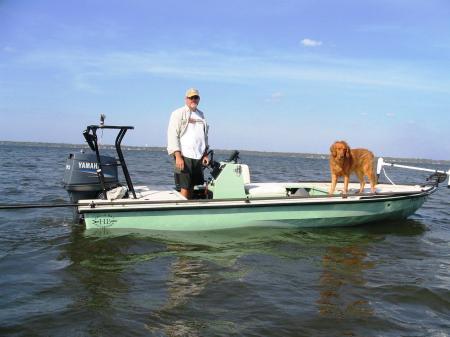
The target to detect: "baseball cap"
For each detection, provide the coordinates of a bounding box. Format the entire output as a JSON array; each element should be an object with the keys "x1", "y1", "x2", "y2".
[{"x1": 185, "y1": 88, "x2": 200, "y2": 98}]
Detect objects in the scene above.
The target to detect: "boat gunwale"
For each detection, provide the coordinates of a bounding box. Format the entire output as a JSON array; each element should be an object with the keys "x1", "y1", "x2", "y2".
[{"x1": 79, "y1": 185, "x2": 436, "y2": 214}]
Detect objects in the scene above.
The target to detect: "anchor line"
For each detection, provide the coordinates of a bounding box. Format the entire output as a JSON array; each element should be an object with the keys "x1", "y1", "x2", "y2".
[
  {"x1": 382, "y1": 167, "x2": 396, "y2": 185},
  {"x1": 0, "y1": 203, "x2": 79, "y2": 210}
]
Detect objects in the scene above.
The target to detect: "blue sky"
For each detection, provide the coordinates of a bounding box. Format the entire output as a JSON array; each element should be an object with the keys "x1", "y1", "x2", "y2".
[{"x1": 1, "y1": 0, "x2": 450, "y2": 159}]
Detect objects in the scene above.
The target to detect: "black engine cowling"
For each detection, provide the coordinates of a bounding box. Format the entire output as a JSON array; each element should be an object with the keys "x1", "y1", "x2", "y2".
[{"x1": 63, "y1": 152, "x2": 118, "y2": 203}]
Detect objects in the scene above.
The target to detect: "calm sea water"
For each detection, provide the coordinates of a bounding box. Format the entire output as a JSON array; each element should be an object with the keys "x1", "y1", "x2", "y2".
[{"x1": 0, "y1": 144, "x2": 449, "y2": 337}]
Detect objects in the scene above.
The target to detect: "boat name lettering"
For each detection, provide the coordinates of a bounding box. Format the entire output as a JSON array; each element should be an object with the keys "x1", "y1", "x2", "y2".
[
  {"x1": 78, "y1": 162, "x2": 99, "y2": 170},
  {"x1": 92, "y1": 214, "x2": 117, "y2": 227}
]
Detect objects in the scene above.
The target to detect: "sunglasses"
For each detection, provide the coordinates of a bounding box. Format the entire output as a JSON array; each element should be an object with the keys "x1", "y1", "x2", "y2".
[{"x1": 188, "y1": 96, "x2": 200, "y2": 100}]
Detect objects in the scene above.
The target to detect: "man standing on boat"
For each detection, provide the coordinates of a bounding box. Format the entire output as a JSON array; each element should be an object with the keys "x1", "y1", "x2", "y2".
[{"x1": 167, "y1": 88, "x2": 209, "y2": 199}]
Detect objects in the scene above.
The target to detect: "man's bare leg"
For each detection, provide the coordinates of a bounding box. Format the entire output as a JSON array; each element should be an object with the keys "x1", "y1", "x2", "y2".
[{"x1": 180, "y1": 188, "x2": 190, "y2": 199}]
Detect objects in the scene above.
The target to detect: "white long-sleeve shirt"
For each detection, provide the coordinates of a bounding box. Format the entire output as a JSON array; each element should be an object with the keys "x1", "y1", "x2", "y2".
[{"x1": 167, "y1": 105, "x2": 209, "y2": 156}]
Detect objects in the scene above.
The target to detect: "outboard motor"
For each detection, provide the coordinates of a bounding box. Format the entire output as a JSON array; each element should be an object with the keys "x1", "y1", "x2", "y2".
[
  {"x1": 63, "y1": 120, "x2": 136, "y2": 223},
  {"x1": 63, "y1": 152, "x2": 119, "y2": 203}
]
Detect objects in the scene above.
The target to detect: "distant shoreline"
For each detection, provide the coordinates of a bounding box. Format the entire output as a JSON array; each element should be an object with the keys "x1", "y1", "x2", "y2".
[{"x1": 1, "y1": 140, "x2": 449, "y2": 165}]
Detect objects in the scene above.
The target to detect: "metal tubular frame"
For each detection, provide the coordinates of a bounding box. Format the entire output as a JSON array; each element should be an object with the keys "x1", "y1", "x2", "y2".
[
  {"x1": 85, "y1": 125, "x2": 137, "y2": 199},
  {"x1": 115, "y1": 128, "x2": 136, "y2": 198}
]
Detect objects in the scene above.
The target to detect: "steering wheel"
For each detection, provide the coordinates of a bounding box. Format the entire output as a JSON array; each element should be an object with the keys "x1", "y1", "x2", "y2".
[{"x1": 203, "y1": 149, "x2": 221, "y2": 178}]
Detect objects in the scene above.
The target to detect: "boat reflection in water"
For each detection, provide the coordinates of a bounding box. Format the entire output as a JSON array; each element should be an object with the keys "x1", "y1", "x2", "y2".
[
  {"x1": 61, "y1": 221, "x2": 427, "y2": 335},
  {"x1": 146, "y1": 257, "x2": 212, "y2": 336},
  {"x1": 317, "y1": 245, "x2": 374, "y2": 318}
]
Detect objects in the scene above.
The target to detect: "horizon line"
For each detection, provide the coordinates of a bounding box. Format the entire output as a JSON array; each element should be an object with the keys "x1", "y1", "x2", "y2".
[{"x1": 1, "y1": 140, "x2": 449, "y2": 164}]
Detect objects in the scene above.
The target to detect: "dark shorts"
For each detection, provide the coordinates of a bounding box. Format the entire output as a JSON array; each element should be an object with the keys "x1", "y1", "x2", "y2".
[{"x1": 174, "y1": 157, "x2": 205, "y2": 190}]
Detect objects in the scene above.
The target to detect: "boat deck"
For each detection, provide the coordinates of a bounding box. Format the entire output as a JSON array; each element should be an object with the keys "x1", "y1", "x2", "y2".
[
  {"x1": 134, "y1": 185, "x2": 186, "y2": 201},
  {"x1": 77, "y1": 182, "x2": 430, "y2": 212}
]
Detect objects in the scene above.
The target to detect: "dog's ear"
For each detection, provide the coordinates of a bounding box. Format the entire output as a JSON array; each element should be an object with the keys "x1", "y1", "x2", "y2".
[
  {"x1": 330, "y1": 143, "x2": 337, "y2": 157},
  {"x1": 344, "y1": 142, "x2": 351, "y2": 158}
]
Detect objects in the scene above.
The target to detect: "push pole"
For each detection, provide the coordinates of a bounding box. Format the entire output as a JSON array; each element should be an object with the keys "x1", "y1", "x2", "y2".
[{"x1": 376, "y1": 157, "x2": 450, "y2": 187}]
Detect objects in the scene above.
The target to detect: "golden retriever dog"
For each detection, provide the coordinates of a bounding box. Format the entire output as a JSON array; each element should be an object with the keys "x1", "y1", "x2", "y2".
[{"x1": 329, "y1": 140, "x2": 377, "y2": 195}]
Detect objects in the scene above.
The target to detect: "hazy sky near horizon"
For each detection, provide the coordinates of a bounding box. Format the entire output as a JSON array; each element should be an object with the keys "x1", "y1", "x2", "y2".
[{"x1": 1, "y1": 0, "x2": 450, "y2": 159}]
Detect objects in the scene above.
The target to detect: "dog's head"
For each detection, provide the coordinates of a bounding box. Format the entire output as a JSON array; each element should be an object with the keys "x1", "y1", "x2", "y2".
[{"x1": 330, "y1": 141, "x2": 351, "y2": 160}]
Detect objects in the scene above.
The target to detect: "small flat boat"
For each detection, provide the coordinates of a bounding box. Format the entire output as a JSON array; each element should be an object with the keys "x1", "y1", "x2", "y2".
[{"x1": 62, "y1": 123, "x2": 449, "y2": 231}]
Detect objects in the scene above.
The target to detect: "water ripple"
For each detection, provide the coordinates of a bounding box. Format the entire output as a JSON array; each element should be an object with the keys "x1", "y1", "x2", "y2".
[{"x1": 1, "y1": 145, "x2": 450, "y2": 336}]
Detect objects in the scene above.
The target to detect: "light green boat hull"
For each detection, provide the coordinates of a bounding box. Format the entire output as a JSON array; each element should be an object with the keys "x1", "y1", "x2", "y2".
[{"x1": 83, "y1": 193, "x2": 428, "y2": 231}]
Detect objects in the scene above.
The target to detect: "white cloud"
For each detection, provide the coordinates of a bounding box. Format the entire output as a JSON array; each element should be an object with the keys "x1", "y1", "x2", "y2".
[
  {"x1": 265, "y1": 91, "x2": 284, "y2": 102},
  {"x1": 386, "y1": 112, "x2": 395, "y2": 117},
  {"x1": 301, "y1": 38, "x2": 323, "y2": 47},
  {"x1": 16, "y1": 48, "x2": 450, "y2": 95},
  {"x1": 73, "y1": 72, "x2": 103, "y2": 93}
]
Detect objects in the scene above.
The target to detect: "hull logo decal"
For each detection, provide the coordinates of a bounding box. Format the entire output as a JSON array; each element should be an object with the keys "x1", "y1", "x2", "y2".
[{"x1": 91, "y1": 214, "x2": 117, "y2": 227}]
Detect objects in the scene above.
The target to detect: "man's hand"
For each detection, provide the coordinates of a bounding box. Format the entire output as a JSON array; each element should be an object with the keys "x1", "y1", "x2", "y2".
[
  {"x1": 175, "y1": 152, "x2": 184, "y2": 171},
  {"x1": 202, "y1": 155, "x2": 209, "y2": 166}
]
